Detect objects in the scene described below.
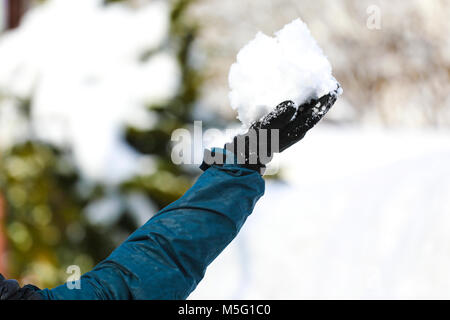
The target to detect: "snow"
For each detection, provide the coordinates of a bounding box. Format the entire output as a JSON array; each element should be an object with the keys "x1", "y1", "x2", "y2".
[
  {"x1": 189, "y1": 126, "x2": 450, "y2": 299},
  {"x1": 0, "y1": 0, "x2": 178, "y2": 183},
  {"x1": 228, "y1": 18, "x2": 341, "y2": 128}
]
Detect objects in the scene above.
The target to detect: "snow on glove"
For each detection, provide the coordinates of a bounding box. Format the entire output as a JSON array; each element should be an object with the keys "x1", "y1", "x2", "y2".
[
  {"x1": 201, "y1": 85, "x2": 340, "y2": 174},
  {"x1": 277, "y1": 85, "x2": 341, "y2": 152},
  {"x1": 0, "y1": 273, "x2": 42, "y2": 300}
]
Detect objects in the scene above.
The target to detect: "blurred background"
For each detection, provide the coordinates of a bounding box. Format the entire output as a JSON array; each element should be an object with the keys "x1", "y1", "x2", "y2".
[{"x1": 0, "y1": 0, "x2": 449, "y2": 299}]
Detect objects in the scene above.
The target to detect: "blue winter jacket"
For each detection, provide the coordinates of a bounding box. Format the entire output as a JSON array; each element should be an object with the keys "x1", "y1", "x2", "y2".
[{"x1": 38, "y1": 159, "x2": 265, "y2": 299}]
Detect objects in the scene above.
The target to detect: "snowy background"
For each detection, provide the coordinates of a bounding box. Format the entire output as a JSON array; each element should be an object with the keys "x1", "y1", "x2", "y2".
[
  {"x1": 0, "y1": 0, "x2": 450, "y2": 299},
  {"x1": 192, "y1": 0, "x2": 450, "y2": 299},
  {"x1": 0, "y1": 0, "x2": 177, "y2": 183},
  {"x1": 191, "y1": 127, "x2": 450, "y2": 299}
]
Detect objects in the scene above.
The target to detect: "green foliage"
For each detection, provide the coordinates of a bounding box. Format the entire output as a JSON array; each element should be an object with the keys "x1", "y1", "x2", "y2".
[{"x1": 0, "y1": 142, "x2": 115, "y2": 287}]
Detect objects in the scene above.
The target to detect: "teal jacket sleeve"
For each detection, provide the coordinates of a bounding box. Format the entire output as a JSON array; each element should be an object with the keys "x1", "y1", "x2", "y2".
[{"x1": 38, "y1": 162, "x2": 265, "y2": 299}]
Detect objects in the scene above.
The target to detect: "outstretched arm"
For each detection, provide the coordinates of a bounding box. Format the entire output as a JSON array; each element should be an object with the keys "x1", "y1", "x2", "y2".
[
  {"x1": 39, "y1": 161, "x2": 264, "y2": 300},
  {"x1": 1, "y1": 89, "x2": 339, "y2": 300}
]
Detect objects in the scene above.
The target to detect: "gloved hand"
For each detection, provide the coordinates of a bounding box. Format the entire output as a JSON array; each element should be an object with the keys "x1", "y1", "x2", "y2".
[
  {"x1": 275, "y1": 86, "x2": 341, "y2": 152},
  {"x1": 201, "y1": 85, "x2": 340, "y2": 173},
  {"x1": 0, "y1": 273, "x2": 42, "y2": 300}
]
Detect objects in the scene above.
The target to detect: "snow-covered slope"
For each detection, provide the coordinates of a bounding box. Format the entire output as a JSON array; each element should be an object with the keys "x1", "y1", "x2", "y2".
[{"x1": 190, "y1": 126, "x2": 450, "y2": 299}]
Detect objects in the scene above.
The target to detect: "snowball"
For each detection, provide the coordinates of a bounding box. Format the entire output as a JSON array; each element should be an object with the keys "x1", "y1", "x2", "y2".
[{"x1": 229, "y1": 18, "x2": 341, "y2": 128}]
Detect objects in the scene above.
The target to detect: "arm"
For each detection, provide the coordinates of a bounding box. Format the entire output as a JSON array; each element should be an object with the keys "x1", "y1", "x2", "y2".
[
  {"x1": 1, "y1": 89, "x2": 339, "y2": 300},
  {"x1": 38, "y1": 161, "x2": 264, "y2": 300}
]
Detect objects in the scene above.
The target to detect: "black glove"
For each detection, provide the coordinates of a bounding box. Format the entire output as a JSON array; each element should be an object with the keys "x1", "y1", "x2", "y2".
[
  {"x1": 0, "y1": 273, "x2": 42, "y2": 300},
  {"x1": 276, "y1": 86, "x2": 340, "y2": 152},
  {"x1": 201, "y1": 86, "x2": 340, "y2": 173}
]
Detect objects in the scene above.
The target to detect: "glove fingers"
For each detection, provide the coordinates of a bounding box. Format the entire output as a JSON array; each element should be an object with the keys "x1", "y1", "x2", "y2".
[
  {"x1": 278, "y1": 90, "x2": 339, "y2": 153},
  {"x1": 293, "y1": 92, "x2": 337, "y2": 128},
  {"x1": 252, "y1": 100, "x2": 297, "y2": 130}
]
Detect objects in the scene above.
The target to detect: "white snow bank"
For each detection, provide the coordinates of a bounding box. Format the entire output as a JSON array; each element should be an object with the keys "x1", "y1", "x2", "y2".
[
  {"x1": 228, "y1": 18, "x2": 341, "y2": 128},
  {"x1": 190, "y1": 127, "x2": 450, "y2": 299}
]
